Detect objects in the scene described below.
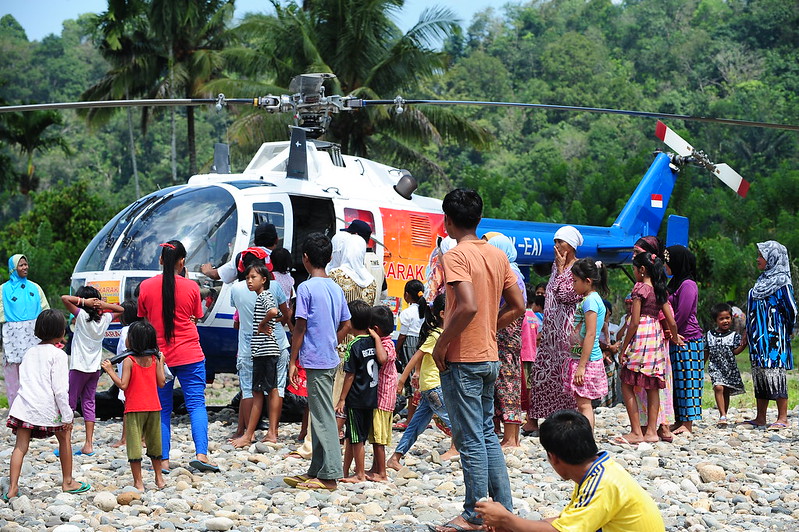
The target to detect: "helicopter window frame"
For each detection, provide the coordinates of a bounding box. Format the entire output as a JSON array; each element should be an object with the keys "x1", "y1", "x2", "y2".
[{"x1": 252, "y1": 202, "x2": 286, "y2": 246}]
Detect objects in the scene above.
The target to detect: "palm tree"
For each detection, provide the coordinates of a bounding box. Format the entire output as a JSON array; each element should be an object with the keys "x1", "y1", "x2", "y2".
[
  {"x1": 212, "y1": 0, "x2": 490, "y2": 182},
  {"x1": 82, "y1": 0, "x2": 233, "y2": 178},
  {"x1": 2, "y1": 110, "x2": 71, "y2": 194}
]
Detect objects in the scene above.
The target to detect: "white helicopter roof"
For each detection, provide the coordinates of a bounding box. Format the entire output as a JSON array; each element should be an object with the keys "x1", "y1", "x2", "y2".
[{"x1": 187, "y1": 140, "x2": 443, "y2": 213}]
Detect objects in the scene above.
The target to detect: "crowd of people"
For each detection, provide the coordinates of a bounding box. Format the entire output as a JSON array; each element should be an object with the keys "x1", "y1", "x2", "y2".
[{"x1": 0, "y1": 188, "x2": 795, "y2": 531}]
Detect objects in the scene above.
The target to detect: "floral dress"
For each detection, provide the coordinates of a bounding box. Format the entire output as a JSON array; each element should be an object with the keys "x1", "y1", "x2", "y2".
[{"x1": 528, "y1": 263, "x2": 581, "y2": 418}]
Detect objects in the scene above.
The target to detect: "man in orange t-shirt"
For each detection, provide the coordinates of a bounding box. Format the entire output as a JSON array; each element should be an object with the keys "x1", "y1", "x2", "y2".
[{"x1": 431, "y1": 188, "x2": 525, "y2": 532}]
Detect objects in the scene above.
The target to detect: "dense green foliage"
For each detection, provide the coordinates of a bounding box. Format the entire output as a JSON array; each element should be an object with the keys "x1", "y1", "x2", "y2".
[{"x1": 0, "y1": 0, "x2": 798, "y2": 327}]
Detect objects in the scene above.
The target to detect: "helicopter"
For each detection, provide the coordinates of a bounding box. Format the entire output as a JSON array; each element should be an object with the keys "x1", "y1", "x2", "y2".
[{"x1": 3, "y1": 72, "x2": 788, "y2": 378}]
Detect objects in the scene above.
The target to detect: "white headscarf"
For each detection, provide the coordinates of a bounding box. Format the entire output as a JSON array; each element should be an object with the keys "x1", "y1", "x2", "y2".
[
  {"x1": 326, "y1": 232, "x2": 351, "y2": 275},
  {"x1": 439, "y1": 236, "x2": 457, "y2": 255},
  {"x1": 553, "y1": 225, "x2": 584, "y2": 251},
  {"x1": 337, "y1": 233, "x2": 376, "y2": 288}
]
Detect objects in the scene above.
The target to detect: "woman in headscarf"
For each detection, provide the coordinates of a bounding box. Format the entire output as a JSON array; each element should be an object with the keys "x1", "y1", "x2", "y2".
[
  {"x1": 745, "y1": 241, "x2": 796, "y2": 429},
  {"x1": 487, "y1": 234, "x2": 527, "y2": 447},
  {"x1": 665, "y1": 245, "x2": 704, "y2": 435},
  {"x1": 528, "y1": 226, "x2": 583, "y2": 426},
  {"x1": 631, "y1": 237, "x2": 675, "y2": 442},
  {"x1": 1, "y1": 254, "x2": 49, "y2": 407},
  {"x1": 328, "y1": 232, "x2": 378, "y2": 306}
]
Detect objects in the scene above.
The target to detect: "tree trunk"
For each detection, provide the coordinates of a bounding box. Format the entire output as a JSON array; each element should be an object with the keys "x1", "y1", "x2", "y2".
[
  {"x1": 188, "y1": 106, "x2": 196, "y2": 175},
  {"x1": 126, "y1": 92, "x2": 141, "y2": 197}
]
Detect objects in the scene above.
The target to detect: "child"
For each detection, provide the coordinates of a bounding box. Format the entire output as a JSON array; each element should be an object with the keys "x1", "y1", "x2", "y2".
[
  {"x1": 366, "y1": 305, "x2": 398, "y2": 482},
  {"x1": 284, "y1": 233, "x2": 351, "y2": 491},
  {"x1": 476, "y1": 410, "x2": 665, "y2": 531},
  {"x1": 521, "y1": 290, "x2": 544, "y2": 435},
  {"x1": 335, "y1": 300, "x2": 384, "y2": 483},
  {"x1": 387, "y1": 293, "x2": 458, "y2": 471},
  {"x1": 706, "y1": 303, "x2": 746, "y2": 424},
  {"x1": 101, "y1": 320, "x2": 166, "y2": 490},
  {"x1": 564, "y1": 259, "x2": 609, "y2": 429},
  {"x1": 396, "y1": 279, "x2": 425, "y2": 376},
  {"x1": 61, "y1": 286, "x2": 124, "y2": 456},
  {"x1": 231, "y1": 263, "x2": 282, "y2": 448},
  {"x1": 112, "y1": 300, "x2": 142, "y2": 448},
  {"x1": 596, "y1": 299, "x2": 622, "y2": 409},
  {"x1": 616, "y1": 252, "x2": 681, "y2": 445},
  {"x1": 5, "y1": 310, "x2": 91, "y2": 500},
  {"x1": 271, "y1": 247, "x2": 296, "y2": 304}
]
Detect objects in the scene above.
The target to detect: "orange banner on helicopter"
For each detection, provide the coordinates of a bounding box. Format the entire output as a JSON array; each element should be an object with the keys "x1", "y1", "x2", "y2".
[{"x1": 87, "y1": 280, "x2": 121, "y2": 305}]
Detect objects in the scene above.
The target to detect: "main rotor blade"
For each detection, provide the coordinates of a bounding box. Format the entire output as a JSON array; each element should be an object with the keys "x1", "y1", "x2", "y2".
[
  {"x1": 360, "y1": 99, "x2": 799, "y2": 132},
  {"x1": 0, "y1": 98, "x2": 258, "y2": 113}
]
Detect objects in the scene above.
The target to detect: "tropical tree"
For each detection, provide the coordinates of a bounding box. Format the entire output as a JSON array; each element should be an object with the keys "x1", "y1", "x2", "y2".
[
  {"x1": 1, "y1": 110, "x2": 71, "y2": 194},
  {"x1": 213, "y1": 0, "x2": 490, "y2": 183},
  {"x1": 81, "y1": 0, "x2": 234, "y2": 178}
]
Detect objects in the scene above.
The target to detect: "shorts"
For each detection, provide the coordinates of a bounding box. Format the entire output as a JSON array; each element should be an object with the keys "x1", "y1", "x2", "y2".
[
  {"x1": 237, "y1": 351, "x2": 254, "y2": 400},
  {"x1": 369, "y1": 409, "x2": 393, "y2": 445},
  {"x1": 252, "y1": 356, "x2": 278, "y2": 393},
  {"x1": 276, "y1": 348, "x2": 289, "y2": 398},
  {"x1": 345, "y1": 407, "x2": 372, "y2": 444},
  {"x1": 125, "y1": 410, "x2": 162, "y2": 462}
]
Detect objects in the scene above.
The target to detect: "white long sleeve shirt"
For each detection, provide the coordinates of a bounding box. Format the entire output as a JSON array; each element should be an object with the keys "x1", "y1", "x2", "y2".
[{"x1": 9, "y1": 343, "x2": 73, "y2": 426}]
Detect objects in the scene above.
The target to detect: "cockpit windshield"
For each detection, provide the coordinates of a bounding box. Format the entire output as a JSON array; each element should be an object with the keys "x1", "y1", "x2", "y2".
[
  {"x1": 74, "y1": 191, "x2": 174, "y2": 273},
  {"x1": 108, "y1": 186, "x2": 238, "y2": 272}
]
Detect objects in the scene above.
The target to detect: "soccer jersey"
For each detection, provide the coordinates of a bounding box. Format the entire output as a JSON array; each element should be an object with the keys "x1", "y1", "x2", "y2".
[
  {"x1": 552, "y1": 452, "x2": 665, "y2": 532},
  {"x1": 251, "y1": 290, "x2": 280, "y2": 357},
  {"x1": 342, "y1": 335, "x2": 378, "y2": 409}
]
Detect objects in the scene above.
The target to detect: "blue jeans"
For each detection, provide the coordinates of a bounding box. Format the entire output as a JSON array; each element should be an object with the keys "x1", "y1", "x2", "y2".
[
  {"x1": 158, "y1": 360, "x2": 209, "y2": 460},
  {"x1": 395, "y1": 385, "x2": 451, "y2": 456},
  {"x1": 441, "y1": 361, "x2": 512, "y2": 524}
]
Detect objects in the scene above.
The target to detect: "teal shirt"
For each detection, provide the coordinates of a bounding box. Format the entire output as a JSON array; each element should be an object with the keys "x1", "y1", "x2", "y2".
[{"x1": 576, "y1": 292, "x2": 606, "y2": 361}]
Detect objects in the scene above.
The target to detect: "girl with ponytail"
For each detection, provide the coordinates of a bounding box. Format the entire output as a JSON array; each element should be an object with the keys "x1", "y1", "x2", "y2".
[
  {"x1": 137, "y1": 240, "x2": 219, "y2": 473},
  {"x1": 395, "y1": 280, "x2": 426, "y2": 427}
]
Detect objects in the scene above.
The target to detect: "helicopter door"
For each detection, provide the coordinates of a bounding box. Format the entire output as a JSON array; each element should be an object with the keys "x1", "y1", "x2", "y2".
[
  {"x1": 252, "y1": 198, "x2": 291, "y2": 251},
  {"x1": 288, "y1": 195, "x2": 335, "y2": 276}
]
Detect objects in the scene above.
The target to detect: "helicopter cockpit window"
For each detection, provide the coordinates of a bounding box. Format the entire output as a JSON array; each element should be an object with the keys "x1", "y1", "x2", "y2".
[
  {"x1": 252, "y1": 202, "x2": 285, "y2": 245},
  {"x1": 74, "y1": 193, "x2": 165, "y2": 273},
  {"x1": 109, "y1": 186, "x2": 238, "y2": 272}
]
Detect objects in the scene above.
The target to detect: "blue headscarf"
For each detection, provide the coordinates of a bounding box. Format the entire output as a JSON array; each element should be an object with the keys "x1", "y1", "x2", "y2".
[
  {"x1": 488, "y1": 234, "x2": 527, "y2": 306},
  {"x1": 2, "y1": 255, "x2": 43, "y2": 322}
]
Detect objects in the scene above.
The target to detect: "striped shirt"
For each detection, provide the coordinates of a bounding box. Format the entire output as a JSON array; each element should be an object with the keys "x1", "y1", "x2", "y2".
[
  {"x1": 553, "y1": 451, "x2": 664, "y2": 532},
  {"x1": 376, "y1": 337, "x2": 398, "y2": 412},
  {"x1": 251, "y1": 290, "x2": 280, "y2": 357}
]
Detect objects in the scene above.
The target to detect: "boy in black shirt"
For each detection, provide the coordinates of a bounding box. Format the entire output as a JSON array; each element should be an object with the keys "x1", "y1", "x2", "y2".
[{"x1": 336, "y1": 299, "x2": 387, "y2": 483}]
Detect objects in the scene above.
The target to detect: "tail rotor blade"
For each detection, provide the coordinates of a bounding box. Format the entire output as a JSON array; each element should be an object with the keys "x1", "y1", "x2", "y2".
[
  {"x1": 655, "y1": 120, "x2": 693, "y2": 157},
  {"x1": 714, "y1": 163, "x2": 750, "y2": 198}
]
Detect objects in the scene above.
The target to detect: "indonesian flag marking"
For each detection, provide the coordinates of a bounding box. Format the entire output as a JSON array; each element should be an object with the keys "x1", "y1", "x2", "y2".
[{"x1": 651, "y1": 194, "x2": 663, "y2": 209}]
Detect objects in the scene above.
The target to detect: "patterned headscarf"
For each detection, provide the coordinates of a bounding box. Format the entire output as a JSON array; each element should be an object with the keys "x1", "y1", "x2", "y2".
[{"x1": 751, "y1": 241, "x2": 792, "y2": 299}]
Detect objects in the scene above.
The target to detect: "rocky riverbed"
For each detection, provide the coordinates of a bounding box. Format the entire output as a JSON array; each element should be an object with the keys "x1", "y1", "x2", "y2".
[{"x1": 1, "y1": 404, "x2": 798, "y2": 531}]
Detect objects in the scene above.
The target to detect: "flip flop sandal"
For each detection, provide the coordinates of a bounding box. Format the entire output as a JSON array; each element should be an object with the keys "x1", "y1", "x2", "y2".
[
  {"x1": 296, "y1": 479, "x2": 336, "y2": 491},
  {"x1": 742, "y1": 420, "x2": 765, "y2": 429},
  {"x1": 65, "y1": 481, "x2": 91, "y2": 494},
  {"x1": 1, "y1": 493, "x2": 9, "y2": 503},
  {"x1": 427, "y1": 522, "x2": 474, "y2": 531},
  {"x1": 188, "y1": 459, "x2": 220, "y2": 473},
  {"x1": 612, "y1": 436, "x2": 639, "y2": 446},
  {"x1": 74, "y1": 450, "x2": 96, "y2": 456},
  {"x1": 767, "y1": 422, "x2": 788, "y2": 430},
  {"x1": 283, "y1": 474, "x2": 311, "y2": 487},
  {"x1": 285, "y1": 451, "x2": 303, "y2": 459}
]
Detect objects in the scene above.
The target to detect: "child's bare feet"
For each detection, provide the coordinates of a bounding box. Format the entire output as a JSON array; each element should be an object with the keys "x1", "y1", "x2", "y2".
[
  {"x1": 111, "y1": 439, "x2": 126, "y2": 448},
  {"x1": 500, "y1": 439, "x2": 521, "y2": 449},
  {"x1": 155, "y1": 477, "x2": 166, "y2": 489},
  {"x1": 133, "y1": 481, "x2": 144, "y2": 491},
  {"x1": 365, "y1": 472, "x2": 388, "y2": 482},
  {"x1": 340, "y1": 475, "x2": 366, "y2": 483},
  {"x1": 671, "y1": 425, "x2": 691, "y2": 435},
  {"x1": 229, "y1": 435, "x2": 253, "y2": 449},
  {"x1": 261, "y1": 432, "x2": 278, "y2": 444}
]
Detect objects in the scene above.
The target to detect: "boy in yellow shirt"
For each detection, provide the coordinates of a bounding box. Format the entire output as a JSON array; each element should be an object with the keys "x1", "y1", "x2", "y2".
[{"x1": 476, "y1": 410, "x2": 664, "y2": 532}]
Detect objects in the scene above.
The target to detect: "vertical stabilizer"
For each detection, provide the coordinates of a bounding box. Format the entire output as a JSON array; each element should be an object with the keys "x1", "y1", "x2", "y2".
[{"x1": 611, "y1": 152, "x2": 678, "y2": 237}]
